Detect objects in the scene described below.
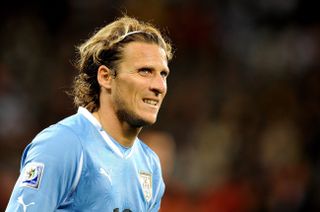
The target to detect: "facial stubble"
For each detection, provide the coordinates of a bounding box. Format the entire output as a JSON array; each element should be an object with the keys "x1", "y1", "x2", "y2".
[{"x1": 114, "y1": 95, "x2": 156, "y2": 128}]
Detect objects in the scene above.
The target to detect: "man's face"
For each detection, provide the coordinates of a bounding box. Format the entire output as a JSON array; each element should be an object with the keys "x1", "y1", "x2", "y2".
[{"x1": 111, "y1": 42, "x2": 170, "y2": 128}]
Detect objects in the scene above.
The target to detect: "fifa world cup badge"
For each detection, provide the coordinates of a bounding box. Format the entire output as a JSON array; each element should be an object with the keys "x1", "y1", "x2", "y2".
[
  {"x1": 20, "y1": 162, "x2": 44, "y2": 189},
  {"x1": 139, "y1": 171, "x2": 152, "y2": 202}
]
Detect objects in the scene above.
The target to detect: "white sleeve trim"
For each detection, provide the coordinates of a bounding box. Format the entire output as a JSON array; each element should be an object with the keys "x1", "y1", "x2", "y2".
[{"x1": 71, "y1": 151, "x2": 83, "y2": 193}]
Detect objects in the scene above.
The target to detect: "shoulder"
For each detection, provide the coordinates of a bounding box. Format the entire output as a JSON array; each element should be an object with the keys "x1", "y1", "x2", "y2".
[
  {"x1": 32, "y1": 112, "x2": 91, "y2": 147},
  {"x1": 137, "y1": 140, "x2": 162, "y2": 168},
  {"x1": 35, "y1": 118, "x2": 81, "y2": 147},
  {"x1": 23, "y1": 113, "x2": 86, "y2": 164}
]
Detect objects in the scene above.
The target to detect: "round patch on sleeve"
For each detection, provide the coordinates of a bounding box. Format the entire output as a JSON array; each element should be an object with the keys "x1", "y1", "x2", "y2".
[{"x1": 20, "y1": 162, "x2": 44, "y2": 189}]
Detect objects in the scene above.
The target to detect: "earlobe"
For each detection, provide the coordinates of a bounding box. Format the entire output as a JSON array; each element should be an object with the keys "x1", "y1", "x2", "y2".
[{"x1": 97, "y1": 65, "x2": 113, "y2": 89}]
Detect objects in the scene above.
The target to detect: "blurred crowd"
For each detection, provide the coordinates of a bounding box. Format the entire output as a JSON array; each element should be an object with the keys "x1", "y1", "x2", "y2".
[{"x1": 1, "y1": 0, "x2": 319, "y2": 211}]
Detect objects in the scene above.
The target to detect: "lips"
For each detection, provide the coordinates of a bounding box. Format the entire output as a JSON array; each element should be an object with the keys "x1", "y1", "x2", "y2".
[{"x1": 143, "y1": 98, "x2": 159, "y2": 106}]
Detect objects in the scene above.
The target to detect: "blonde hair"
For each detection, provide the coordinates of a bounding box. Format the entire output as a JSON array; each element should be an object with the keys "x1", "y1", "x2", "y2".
[{"x1": 71, "y1": 16, "x2": 173, "y2": 112}]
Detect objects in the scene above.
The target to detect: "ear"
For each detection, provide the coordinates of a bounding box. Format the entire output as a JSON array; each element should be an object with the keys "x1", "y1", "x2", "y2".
[{"x1": 97, "y1": 65, "x2": 113, "y2": 89}]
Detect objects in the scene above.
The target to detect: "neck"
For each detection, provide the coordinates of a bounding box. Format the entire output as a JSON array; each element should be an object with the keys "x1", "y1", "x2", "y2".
[{"x1": 93, "y1": 108, "x2": 141, "y2": 147}]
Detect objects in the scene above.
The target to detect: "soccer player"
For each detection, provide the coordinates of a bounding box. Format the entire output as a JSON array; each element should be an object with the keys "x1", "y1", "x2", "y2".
[{"x1": 6, "y1": 16, "x2": 173, "y2": 212}]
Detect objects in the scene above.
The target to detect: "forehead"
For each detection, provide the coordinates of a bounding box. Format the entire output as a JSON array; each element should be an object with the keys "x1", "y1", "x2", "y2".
[{"x1": 121, "y1": 42, "x2": 169, "y2": 71}]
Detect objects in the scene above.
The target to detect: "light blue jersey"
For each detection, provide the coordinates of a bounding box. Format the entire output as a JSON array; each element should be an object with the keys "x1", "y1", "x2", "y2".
[{"x1": 6, "y1": 107, "x2": 165, "y2": 212}]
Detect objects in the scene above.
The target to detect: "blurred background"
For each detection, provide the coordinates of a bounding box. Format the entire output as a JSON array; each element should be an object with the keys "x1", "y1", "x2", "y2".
[{"x1": 1, "y1": 0, "x2": 319, "y2": 211}]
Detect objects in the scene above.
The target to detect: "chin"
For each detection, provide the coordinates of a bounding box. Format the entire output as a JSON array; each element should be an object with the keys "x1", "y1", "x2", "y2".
[
  {"x1": 131, "y1": 118, "x2": 155, "y2": 128},
  {"x1": 116, "y1": 109, "x2": 157, "y2": 128},
  {"x1": 136, "y1": 115, "x2": 158, "y2": 128},
  {"x1": 139, "y1": 116, "x2": 157, "y2": 127},
  {"x1": 145, "y1": 119, "x2": 157, "y2": 125},
  {"x1": 143, "y1": 114, "x2": 158, "y2": 124}
]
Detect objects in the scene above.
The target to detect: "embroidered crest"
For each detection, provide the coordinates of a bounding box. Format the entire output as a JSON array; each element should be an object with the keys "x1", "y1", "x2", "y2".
[
  {"x1": 20, "y1": 162, "x2": 44, "y2": 189},
  {"x1": 139, "y1": 171, "x2": 152, "y2": 202}
]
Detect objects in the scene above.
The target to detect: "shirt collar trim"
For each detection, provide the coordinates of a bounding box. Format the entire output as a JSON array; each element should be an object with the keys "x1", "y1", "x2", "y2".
[{"x1": 77, "y1": 107, "x2": 136, "y2": 159}]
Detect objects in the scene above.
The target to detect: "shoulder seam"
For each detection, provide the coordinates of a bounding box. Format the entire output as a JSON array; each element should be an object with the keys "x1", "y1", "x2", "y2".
[
  {"x1": 55, "y1": 123, "x2": 85, "y2": 207},
  {"x1": 55, "y1": 123, "x2": 85, "y2": 149}
]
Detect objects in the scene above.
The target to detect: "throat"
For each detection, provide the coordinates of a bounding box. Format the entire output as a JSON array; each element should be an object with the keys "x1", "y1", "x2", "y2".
[{"x1": 92, "y1": 110, "x2": 140, "y2": 147}]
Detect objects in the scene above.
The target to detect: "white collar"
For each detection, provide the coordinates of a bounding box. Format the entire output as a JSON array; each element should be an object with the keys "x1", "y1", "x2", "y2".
[{"x1": 78, "y1": 107, "x2": 136, "y2": 159}]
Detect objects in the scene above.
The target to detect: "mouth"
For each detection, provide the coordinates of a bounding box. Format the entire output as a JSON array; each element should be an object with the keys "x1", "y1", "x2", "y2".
[{"x1": 143, "y1": 98, "x2": 159, "y2": 106}]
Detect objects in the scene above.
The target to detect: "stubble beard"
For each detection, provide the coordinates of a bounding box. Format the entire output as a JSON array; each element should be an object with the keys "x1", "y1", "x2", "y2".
[
  {"x1": 116, "y1": 108, "x2": 150, "y2": 128},
  {"x1": 114, "y1": 98, "x2": 156, "y2": 129}
]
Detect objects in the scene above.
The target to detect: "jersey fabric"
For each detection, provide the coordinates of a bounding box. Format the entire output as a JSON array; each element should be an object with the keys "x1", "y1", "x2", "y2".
[{"x1": 6, "y1": 107, "x2": 165, "y2": 212}]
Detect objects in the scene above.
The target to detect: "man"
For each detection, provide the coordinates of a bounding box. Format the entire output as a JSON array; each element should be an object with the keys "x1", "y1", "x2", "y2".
[{"x1": 6, "y1": 16, "x2": 173, "y2": 212}]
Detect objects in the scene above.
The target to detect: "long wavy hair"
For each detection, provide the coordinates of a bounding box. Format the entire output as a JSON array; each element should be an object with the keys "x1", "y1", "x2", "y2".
[{"x1": 70, "y1": 16, "x2": 173, "y2": 112}]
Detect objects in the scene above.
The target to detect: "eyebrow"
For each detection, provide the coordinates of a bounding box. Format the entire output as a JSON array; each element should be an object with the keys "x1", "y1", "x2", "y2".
[
  {"x1": 137, "y1": 66, "x2": 170, "y2": 73},
  {"x1": 136, "y1": 65, "x2": 170, "y2": 72}
]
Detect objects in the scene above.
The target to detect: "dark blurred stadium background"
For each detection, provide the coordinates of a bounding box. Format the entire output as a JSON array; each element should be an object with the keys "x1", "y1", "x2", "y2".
[{"x1": 1, "y1": 0, "x2": 319, "y2": 211}]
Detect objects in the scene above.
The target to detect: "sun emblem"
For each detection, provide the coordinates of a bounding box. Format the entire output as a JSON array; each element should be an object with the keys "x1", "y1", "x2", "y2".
[
  {"x1": 20, "y1": 162, "x2": 44, "y2": 189},
  {"x1": 26, "y1": 168, "x2": 36, "y2": 179}
]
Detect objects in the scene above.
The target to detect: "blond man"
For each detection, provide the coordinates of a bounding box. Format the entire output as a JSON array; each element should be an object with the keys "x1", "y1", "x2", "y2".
[{"x1": 6, "y1": 16, "x2": 173, "y2": 212}]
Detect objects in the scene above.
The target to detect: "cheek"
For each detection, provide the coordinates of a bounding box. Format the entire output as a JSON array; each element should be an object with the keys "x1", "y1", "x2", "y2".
[
  {"x1": 113, "y1": 77, "x2": 149, "y2": 105},
  {"x1": 163, "y1": 78, "x2": 168, "y2": 91},
  {"x1": 113, "y1": 81, "x2": 137, "y2": 104},
  {"x1": 161, "y1": 83, "x2": 168, "y2": 99},
  {"x1": 164, "y1": 83, "x2": 168, "y2": 94},
  {"x1": 112, "y1": 84, "x2": 127, "y2": 107}
]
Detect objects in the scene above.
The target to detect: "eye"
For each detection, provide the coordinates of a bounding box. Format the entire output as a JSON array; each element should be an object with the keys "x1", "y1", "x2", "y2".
[
  {"x1": 138, "y1": 68, "x2": 152, "y2": 76},
  {"x1": 161, "y1": 70, "x2": 169, "y2": 78}
]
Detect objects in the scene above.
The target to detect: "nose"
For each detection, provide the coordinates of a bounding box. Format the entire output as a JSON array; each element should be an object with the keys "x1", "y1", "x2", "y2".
[{"x1": 150, "y1": 73, "x2": 167, "y2": 96}]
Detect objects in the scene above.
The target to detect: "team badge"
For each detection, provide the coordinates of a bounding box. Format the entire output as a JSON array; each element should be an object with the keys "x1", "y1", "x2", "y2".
[
  {"x1": 20, "y1": 162, "x2": 44, "y2": 189},
  {"x1": 139, "y1": 171, "x2": 152, "y2": 202}
]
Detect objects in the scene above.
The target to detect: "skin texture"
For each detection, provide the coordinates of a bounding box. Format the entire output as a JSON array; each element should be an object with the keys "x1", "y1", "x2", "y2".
[{"x1": 93, "y1": 42, "x2": 170, "y2": 147}]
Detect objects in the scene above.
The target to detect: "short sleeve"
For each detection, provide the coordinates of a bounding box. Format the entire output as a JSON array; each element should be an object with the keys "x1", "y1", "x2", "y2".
[{"x1": 6, "y1": 124, "x2": 83, "y2": 212}]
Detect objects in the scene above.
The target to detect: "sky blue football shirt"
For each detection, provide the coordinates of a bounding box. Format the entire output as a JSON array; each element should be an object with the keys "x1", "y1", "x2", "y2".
[{"x1": 6, "y1": 107, "x2": 165, "y2": 212}]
